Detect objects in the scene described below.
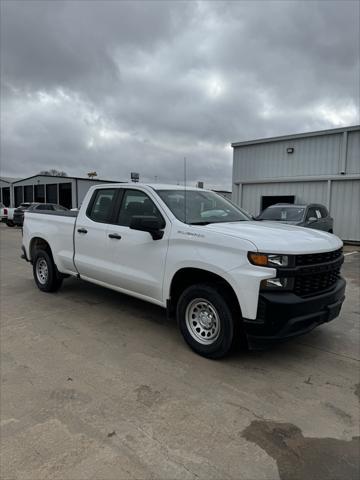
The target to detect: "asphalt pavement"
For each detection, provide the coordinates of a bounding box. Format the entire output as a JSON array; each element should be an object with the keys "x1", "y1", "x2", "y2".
[{"x1": 1, "y1": 224, "x2": 359, "y2": 480}]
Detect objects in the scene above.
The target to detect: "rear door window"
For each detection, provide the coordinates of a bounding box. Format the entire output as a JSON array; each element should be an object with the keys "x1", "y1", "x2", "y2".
[{"x1": 87, "y1": 189, "x2": 117, "y2": 223}]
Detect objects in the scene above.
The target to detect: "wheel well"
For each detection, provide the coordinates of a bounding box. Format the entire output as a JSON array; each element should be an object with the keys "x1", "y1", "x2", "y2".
[
  {"x1": 29, "y1": 237, "x2": 52, "y2": 263},
  {"x1": 168, "y1": 268, "x2": 241, "y2": 317}
]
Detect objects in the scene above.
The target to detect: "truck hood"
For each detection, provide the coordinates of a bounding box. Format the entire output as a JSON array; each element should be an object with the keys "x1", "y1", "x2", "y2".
[
  {"x1": 257, "y1": 219, "x2": 301, "y2": 225},
  {"x1": 204, "y1": 221, "x2": 342, "y2": 254}
]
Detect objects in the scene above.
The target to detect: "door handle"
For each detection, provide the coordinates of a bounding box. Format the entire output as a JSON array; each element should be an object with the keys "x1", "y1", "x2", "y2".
[
  {"x1": 77, "y1": 228, "x2": 88, "y2": 234},
  {"x1": 108, "y1": 233, "x2": 121, "y2": 240}
]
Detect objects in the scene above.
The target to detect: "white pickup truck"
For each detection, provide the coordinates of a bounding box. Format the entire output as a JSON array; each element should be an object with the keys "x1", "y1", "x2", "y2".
[
  {"x1": 22, "y1": 183, "x2": 346, "y2": 358},
  {"x1": 1, "y1": 202, "x2": 31, "y2": 226}
]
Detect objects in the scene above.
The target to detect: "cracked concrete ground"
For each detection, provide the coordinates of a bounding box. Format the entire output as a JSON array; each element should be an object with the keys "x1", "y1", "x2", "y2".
[{"x1": 0, "y1": 224, "x2": 359, "y2": 480}]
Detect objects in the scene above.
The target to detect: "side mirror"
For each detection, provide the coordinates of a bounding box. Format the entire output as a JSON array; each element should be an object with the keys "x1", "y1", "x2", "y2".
[
  {"x1": 129, "y1": 215, "x2": 165, "y2": 240},
  {"x1": 307, "y1": 216, "x2": 317, "y2": 223}
]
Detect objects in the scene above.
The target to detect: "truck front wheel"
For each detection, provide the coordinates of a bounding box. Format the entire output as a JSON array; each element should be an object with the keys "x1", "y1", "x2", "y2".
[
  {"x1": 177, "y1": 284, "x2": 235, "y2": 359},
  {"x1": 33, "y1": 250, "x2": 63, "y2": 292}
]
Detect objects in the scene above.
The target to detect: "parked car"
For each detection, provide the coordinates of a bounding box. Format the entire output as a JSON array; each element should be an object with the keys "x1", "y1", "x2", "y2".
[
  {"x1": 3, "y1": 202, "x2": 33, "y2": 227},
  {"x1": 22, "y1": 184, "x2": 345, "y2": 359},
  {"x1": 1, "y1": 202, "x2": 26, "y2": 226},
  {"x1": 13, "y1": 203, "x2": 34, "y2": 226},
  {"x1": 256, "y1": 203, "x2": 334, "y2": 233},
  {"x1": 28, "y1": 203, "x2": 69, "y2": 213},
  {"x1": 14, "y1": 203, "x2": 68, "y2": 226}
]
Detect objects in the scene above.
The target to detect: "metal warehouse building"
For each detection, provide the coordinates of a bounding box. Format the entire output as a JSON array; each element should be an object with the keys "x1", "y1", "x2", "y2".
[
  {"x1": 232, "y1": 125, "x2": 360, "y2": 242},
  {"x1": 0, "y1": 177, "x2": 19, "y2": 207},
  {"x1": 0, "y1": 175, "x2": 120, "y2": 210}
]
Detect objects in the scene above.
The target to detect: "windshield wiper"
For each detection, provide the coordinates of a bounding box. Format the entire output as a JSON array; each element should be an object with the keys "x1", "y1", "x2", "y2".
[{"x1": 188, "y1": 221, "x2": 212, "y2": 225}]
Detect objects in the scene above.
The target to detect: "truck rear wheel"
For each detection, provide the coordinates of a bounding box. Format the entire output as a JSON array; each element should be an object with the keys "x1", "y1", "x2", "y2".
[
  {"x1": 6, "y1": 221, "x2": 14, "y2": 227},
  {"x1": 33, "y1": 250, "x2": 63, "y2": 292},
  {"x1": 177, "y1": 284, "x2": 235, "y2": 359}
]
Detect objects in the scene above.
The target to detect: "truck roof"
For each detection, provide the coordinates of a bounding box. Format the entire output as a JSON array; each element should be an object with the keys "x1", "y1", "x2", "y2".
[
  {"x1": 93, "y1": 182, "x2": 207, "y2": 191},
  {"x1": 149, "y1": 183, "x2": 206, "y2": 191}
]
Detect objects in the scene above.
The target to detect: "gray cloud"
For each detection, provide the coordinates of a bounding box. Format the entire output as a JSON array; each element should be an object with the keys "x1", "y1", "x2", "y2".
[{"x1": 1, "y1": 0, "x2": 359, "y2": 189}]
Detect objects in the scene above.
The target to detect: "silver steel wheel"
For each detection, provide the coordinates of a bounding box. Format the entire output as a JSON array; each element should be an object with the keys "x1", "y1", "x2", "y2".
[
  {"x1": 36, "y1": 258, "x2": 49, "y2": 285},
  {"x1": 185, "y1": 298, "x2": 221, "y2": 345}
]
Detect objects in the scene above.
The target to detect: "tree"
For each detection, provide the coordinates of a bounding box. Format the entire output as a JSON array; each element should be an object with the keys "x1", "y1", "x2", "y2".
[
  {"x1": 39, "y1": 169, "x2": 68, "y2": 176},
  {"x1": 87, "y1": 171, "x2": 98, "y2": 178}
]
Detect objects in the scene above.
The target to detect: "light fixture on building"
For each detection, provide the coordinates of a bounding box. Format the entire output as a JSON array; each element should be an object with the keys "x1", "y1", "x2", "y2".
[
  {"x1": 287, "y1": 147, "x2": 294, "y2": 154},
  {"x1": 131, "y1": 172, "x2": 140, "y2": 183}
]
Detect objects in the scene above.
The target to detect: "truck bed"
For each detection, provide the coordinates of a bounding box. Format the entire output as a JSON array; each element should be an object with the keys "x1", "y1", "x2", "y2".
[
  {"x1": 25, "y1": 210, "x2": 79, "y2": 218},
  {"x1": 23, "y1": 211, "x2": 78, "y2": 275}
]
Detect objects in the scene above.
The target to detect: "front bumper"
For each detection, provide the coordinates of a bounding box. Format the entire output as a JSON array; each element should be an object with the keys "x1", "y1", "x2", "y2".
[{"x1": 244, "y1": 278, "x2": 346, "y2": 349}]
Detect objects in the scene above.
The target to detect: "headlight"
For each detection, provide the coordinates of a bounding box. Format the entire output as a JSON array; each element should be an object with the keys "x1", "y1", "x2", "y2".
[
  {"x1": 248, "y1": 252, "x2": 289, "y2": 267},
  {"x1": 267, "y1": 254, "x2": 289, "y2": 267}
]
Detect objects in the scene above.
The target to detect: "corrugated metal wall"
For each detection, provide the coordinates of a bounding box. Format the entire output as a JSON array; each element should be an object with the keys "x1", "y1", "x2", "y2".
[
  {"x1": 233, "y1": 133, "x2": 342, "y2": 182},
  {"x1": 12, "y1": 175, "x2": 73, "y2": 187},
  {"x1": 347, "y1": 130, "x2": 360, "y2": 174},
  {"x1": 330, "y1": 180, "x2": 360, "y2": 242},
  {"x1": 232, "y1": 126, "x2": 360, "y2": 241},
  {"x1": 241, "y1": 181, "x2": 328, "y2": 217},
  {"x1": 240, "y1": 179, "x2": 360, "y2": 241}
]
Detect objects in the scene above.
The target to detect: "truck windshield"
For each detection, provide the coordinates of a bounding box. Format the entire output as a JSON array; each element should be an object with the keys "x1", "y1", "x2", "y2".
[
  {"x1": 258, "y1": 206, "x2": 305, "y2": 221},
  {"x1": 156, "y1": 190, "x2": 250, "y2": 224}
]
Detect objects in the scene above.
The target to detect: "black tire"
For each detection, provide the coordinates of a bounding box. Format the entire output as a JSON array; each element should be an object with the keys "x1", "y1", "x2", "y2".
[
  {"x1": 177, "y1": 283, "x2": 235, "y2": 359},
  {"x1": 6, "y1": 221, "x2": 14, "y2": 227},
  {"x1": 33, "y1": 250, "x2": 63, "y2": 292},
  {"x1": 329, "y1": 229, "x2": 333, "y2": 234}
]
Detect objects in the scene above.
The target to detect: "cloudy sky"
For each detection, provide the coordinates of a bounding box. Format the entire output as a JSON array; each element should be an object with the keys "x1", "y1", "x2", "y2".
[{"x1": 1, "y1": 0, "x2": 359, "y2": 189}]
